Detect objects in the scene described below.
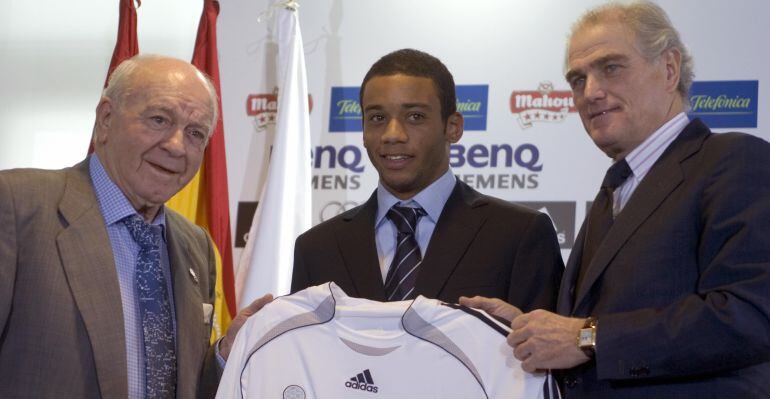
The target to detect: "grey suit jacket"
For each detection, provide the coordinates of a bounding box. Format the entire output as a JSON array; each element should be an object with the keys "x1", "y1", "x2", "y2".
[
  {"x1": 556, "y1": 119, "x2": 770, "y2": 398},
  {"x1": 0, "y1": 160, "x2": 218, "y2": 398},
  {"x1": 292, "y1": 180, "x2": 564, "y2": 312}
]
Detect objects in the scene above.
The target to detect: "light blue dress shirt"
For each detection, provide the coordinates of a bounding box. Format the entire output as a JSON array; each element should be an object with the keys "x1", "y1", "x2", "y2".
[
  {"x1": 89, "y1": 155, "x2": 177, "y2": 399},
  {"x1": 614, "y1": 112, "x2": 689, "y2": 216},
  {"x1": 374, "y1": 168, "x2": 457, "y2": 281}
]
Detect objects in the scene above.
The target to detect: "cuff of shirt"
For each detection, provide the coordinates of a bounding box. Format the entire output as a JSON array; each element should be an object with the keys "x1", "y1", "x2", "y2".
[{"x1": 214, "y1": 337, "x2": 227, "y2": 369}]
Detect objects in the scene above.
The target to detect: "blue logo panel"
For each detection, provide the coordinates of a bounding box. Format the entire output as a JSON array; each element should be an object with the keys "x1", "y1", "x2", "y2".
[
  {"x1": 329, "y1": 86, "x2": 362, "y2": 132},
  {"x1": 330, "y1": 84, "x2": 490, "y2": 132},
  {"x1": 687, "y1": 80, "x2": 758, "y2": 128},
  {"x1": 456, "y1": 85, "x2": 489, "y2": 131}
]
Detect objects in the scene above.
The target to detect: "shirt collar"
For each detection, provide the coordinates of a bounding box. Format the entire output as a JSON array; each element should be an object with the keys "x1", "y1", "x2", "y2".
[
  {"x1": 375, "y1": 168, "x2": 456, "y2": 227},
  {"x1": 625, "y1": 112, "x2": 689, "y2": 180},
  {"x1": 89, "y1": 154, "x2": 167, "y2": 237}
]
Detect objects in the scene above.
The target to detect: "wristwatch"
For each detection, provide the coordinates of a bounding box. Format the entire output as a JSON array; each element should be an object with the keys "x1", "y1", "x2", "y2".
[{"x1": 577, "y1": 317, "x2": 597, "y2": 358}]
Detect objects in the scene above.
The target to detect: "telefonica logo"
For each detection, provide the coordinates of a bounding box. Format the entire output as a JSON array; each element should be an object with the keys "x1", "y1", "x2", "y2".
[
  {"x1": 456, "y1": 85, "x2": 489, "y2": 131},
  {"x1": 329, "y1": 87, "x2": 363, "y2": 132},
  {"x1": 687, "y1": 81, "x2": 758, "y2": 128},
  {"x1": 510, "y1": 81, "x2": 576, "y2": 129},
  {"x1": 329, "y1": 85, "x2": 490, "y2": 132}
]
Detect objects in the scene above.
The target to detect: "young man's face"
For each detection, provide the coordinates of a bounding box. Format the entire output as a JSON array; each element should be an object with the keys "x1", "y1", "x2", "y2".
[{"x1": 362, "y1": 74, "x2": 463, "y2": 199}]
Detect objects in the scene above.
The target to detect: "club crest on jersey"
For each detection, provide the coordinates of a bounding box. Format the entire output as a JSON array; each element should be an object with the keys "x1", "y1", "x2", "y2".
[
  {"x1": 344, "y1": 369, "x2": 379, "y2": 393},
  {"x1": 283, "y1": 384, "x2": 306, "y2": 399}
]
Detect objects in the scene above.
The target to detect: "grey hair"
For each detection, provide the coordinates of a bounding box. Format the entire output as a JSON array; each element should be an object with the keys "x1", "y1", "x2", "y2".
[
  {"x1": 567, "y1": 1, "x2": 694, "y2": 105},
  {"x1": 102, "y1": 54, "x2": 220, "y2": 137}
]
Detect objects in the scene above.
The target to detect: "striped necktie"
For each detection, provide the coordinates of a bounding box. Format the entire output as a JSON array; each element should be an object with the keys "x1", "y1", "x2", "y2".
[
  {"x1": 122, "y1": 214, "x2": 177, "y2": 399},
  {"x1": 384, "y1": 205, "x2": 427, "y2": 301}
]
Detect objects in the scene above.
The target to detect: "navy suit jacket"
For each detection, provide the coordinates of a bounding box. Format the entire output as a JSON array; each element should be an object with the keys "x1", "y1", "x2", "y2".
[
  {"x1": 557, "y1": 119, "x2": 770, "y2": 398},
  {"x1": 292, "y1": 180, "x2": 564, "y2": 312}
]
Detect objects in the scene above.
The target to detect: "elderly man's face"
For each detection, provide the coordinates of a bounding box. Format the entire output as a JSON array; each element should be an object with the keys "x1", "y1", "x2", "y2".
[
  {"x1": 566, "y1": 21, "x2": 680, "y2": 159},
  {"x1": 95, "y1": 61, "x2": 213, "y2": 218}
]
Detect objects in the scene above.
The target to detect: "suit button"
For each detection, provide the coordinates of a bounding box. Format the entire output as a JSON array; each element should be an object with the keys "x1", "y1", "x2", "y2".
[
  {"x1": 563, "y1": 376, "x2": 579, "y2": 388},
  {"x1": 629, "y1": 366, "x2": 650, "y2": 377}
]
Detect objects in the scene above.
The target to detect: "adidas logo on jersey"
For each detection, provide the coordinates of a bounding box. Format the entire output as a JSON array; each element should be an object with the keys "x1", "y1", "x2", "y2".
[{"x1": 344, "y1": 369, "x2": 379, "y2": 393}]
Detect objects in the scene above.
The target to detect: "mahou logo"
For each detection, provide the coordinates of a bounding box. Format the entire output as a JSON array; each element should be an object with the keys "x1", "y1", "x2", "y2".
[
  {"x1": 510, "y1": 81, "x2": 576, "y2": 129},
  {"x1": 246, "y1": 87, "x2": 313, "y2": 132}
]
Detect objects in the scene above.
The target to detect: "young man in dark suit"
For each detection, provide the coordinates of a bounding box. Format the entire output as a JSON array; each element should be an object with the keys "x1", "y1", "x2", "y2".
[{"x1": 292, "y1": 49, "x2": 563, "y2": 311}]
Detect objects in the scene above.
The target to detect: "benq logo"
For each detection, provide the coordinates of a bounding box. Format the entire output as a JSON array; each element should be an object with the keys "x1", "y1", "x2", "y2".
[
  {"x1": 510, "y1": 81, "x2": 576, "y2": 129},
  {"x1": 688, "y1": 80, "x2": 758, "y2": 128},
  {"x1": 456, "y1": 85, "x2": 489, "y2": 131},
  {"x1": 450, "y1": 143, "x2": 542, "y2": 171}
]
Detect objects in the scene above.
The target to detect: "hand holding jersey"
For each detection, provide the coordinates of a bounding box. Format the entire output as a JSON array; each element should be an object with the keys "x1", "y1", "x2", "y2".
[
  {"x1": 461, "y1": 296, "x2": 589, "y2": 373},
  {"x1": 218, "y1": 283, "x2": 559, "y2": 399}
]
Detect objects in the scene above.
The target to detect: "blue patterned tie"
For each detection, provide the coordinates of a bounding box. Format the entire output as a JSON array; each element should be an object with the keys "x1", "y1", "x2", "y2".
[
  {"x1": 384, "y1": 205, "x2": 427, "y2": 301},
  {"x1": 122, "y1": 214, "x2": 177, "y2": 399}
]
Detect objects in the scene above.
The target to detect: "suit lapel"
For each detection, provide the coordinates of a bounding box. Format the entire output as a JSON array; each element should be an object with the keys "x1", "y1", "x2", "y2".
[
  {"x1": 415, "y1": 182, "x2": 486, "y2": 299},
  {"x1": 165, "y1": 212, "x2": 207, "y2": 396},
  {"x1": 56, "y1": 162, "x2": 128, "y2": 398},
  {"x1": 573, "y1": 120, "x2": 710, "y2": 310},
  {"x1": 336, "y1": 192, "x2": 387, "y2": 300}
]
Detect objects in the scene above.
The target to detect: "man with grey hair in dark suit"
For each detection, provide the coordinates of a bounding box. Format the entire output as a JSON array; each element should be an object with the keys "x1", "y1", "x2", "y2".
[{"x1": 463, "y1": 1, "x2": 770, "y2": 397}]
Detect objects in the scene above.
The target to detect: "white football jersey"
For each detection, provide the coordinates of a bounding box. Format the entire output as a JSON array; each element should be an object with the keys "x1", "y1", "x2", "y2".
[{"x1": 218, "y1": 282, "x2": 559, "y2": 399}]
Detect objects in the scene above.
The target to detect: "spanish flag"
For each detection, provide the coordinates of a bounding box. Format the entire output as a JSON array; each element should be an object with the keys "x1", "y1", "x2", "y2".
[{"x1": 166, "y1": 0, "x2": 236, "y2": 343}]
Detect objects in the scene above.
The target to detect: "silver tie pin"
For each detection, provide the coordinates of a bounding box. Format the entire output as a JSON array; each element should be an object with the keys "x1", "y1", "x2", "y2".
[{"x1": 189, "y1": 267, "x2": 199, "y2": 284}]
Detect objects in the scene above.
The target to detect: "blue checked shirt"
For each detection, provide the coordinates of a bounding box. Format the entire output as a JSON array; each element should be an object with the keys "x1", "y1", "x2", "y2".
[{"x1": 89, "y1": 155, "x2": 177, "y2": 399}]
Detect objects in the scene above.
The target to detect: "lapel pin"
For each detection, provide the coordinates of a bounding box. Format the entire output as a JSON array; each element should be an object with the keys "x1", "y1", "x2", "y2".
[{"x1": 189, "y1": 267, "x2": 199, "y2": 284}]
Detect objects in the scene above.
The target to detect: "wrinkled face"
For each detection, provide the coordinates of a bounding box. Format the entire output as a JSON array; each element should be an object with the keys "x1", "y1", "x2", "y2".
[
  {"x1": 566, "y1": 21, "x2": 680, "y2": 159},
  {"x1": 362, "y1": 74, "x2": 463, "y2": 199},
  {"x1": 95, "y1": 63, "x2": 214, "y2": 218}
]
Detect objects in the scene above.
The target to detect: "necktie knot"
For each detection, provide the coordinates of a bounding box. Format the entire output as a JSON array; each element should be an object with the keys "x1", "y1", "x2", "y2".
[
  {"x1": 602, "y1": 159, "x2": 632, "y2": 190},
  {"x1": 122, "y1": 214, "x2": 161, "y2": 250},
  {"x1": 386, "y1": 205, "x2": 427, "y2": 234}
]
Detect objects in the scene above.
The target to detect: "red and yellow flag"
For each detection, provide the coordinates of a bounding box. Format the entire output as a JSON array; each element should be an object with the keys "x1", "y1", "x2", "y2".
[
  {"x1": 167, "y1": 0, "x2": 236, "y2": 343},
  {"x1": 90, "y1": 0, "x2": 140, "y2": 154}
]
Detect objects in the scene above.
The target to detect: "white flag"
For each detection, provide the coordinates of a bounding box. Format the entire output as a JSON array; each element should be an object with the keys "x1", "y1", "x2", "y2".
[{"x1": 235, "y1": 1, "x2": 312, "y2": 308}]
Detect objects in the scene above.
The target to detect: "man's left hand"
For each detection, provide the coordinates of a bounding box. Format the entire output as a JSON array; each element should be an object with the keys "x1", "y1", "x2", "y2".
[
  {"x1": 219, "y1": 294, "x2": 274, "y2": 360},
  {"x1": 509, "y1": 310, "x2": 591, "y2": 373}
]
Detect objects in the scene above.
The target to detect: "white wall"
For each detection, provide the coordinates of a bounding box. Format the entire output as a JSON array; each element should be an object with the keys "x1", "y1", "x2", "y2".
[{"x1": 0, "y1": 0, "x2": 201, "y2": 170}]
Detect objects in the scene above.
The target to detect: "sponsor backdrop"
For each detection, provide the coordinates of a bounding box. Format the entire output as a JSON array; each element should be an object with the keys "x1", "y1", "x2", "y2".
[
  {"x1": 0, "y1": 1, "x2": 765, "y2": 267},
  {"x1": 219, "y1": 0, "x2": 766, "y2": 263}
]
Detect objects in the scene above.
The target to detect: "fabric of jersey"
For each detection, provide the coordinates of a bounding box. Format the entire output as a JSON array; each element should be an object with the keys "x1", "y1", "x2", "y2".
[{"x1": 217, "y1": 282, "x2": 557, "y2": 399}]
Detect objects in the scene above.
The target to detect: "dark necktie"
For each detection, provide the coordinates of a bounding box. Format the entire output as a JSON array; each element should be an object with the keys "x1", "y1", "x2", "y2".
[
  {"x1": 122, "y1": 215, "x2": 177, "y2": 399},
  {"x1": 384, "y1": 205, "x2": 427, "y2": 301},
  {"x1": 576, "y1": 159, "x2": 632, "y2": 292}
]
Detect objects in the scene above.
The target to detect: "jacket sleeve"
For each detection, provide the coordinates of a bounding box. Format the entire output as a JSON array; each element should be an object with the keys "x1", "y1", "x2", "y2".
[
  {"x1": 0, "y1": 173, "x2": 18, "y2": 335},
  {"x1": 508, "y1": 211, "x2": 565, "y2": 313}
]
